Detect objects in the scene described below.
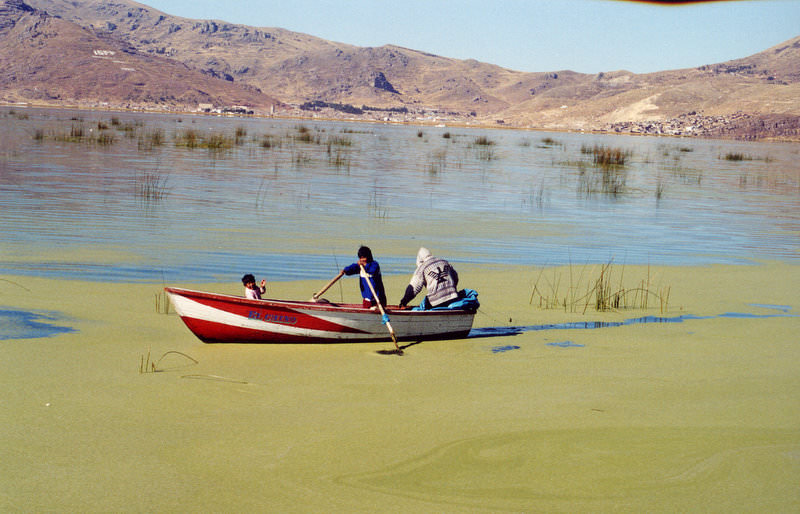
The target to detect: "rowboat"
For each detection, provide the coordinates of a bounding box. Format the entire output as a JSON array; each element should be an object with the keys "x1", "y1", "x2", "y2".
[{"x1": 164, "y1": 287, "x2": 478, "y2": 344}]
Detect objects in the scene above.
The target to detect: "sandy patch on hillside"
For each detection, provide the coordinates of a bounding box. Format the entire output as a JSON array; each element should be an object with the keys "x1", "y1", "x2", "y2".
[{"x1": 602, "y1": 93, "x2": 662, "y2": 123}]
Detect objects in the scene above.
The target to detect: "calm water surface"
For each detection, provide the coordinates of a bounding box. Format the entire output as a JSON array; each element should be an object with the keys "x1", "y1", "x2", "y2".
[{"x1": 1, "y1": 107, "x2": 798, "y2": 282}]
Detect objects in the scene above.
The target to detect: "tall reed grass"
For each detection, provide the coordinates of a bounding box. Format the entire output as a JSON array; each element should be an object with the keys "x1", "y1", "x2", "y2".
[
  {"x1": 136, "y1": 170, "x2": 169, "y2": 201},
  {"x1": 529, "y1": 260, "x2": 671, "y2": 314},
  {"x1": 582, "y1": 144, "x2": 630, "y2": 166}
]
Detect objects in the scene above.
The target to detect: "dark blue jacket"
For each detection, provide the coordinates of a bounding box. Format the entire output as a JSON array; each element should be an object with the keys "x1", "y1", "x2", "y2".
[{"x1": 343, "y1": 260, "x2": 387, "y2": 306}]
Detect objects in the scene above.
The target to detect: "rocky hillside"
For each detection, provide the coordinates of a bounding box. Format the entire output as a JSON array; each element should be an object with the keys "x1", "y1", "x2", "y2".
[
  {"x1": 0, "y1": 0, "x2": 279, "y2": 111},
  {"x1": 6, "y1": 0, "x2": 800, "y2": 139}
]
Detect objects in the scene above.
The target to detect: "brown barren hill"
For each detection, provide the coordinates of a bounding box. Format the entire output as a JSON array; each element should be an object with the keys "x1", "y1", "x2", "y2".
[
  {"x1": 0, "y1": 0, "x2": 281, "y2": 112},
  {"x1": 11, "y1": 0, "x2": 800, "y2": 138}
]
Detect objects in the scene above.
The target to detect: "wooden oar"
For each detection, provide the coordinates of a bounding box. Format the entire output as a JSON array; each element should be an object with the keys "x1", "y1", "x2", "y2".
[
  {"x1": 310, "y1": 270, "x2": 345, "y2": 302},
  {"x1": 359, "y1": 264, "x2": 401, "y2": 354}
]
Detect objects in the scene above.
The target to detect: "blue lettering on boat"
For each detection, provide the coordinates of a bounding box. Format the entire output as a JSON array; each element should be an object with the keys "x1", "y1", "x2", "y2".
[{"x1": 247, "y1": 310, "x2": 297, "y2": 325}]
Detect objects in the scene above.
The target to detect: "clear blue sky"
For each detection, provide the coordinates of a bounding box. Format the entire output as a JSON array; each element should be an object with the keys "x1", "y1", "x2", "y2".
[{"x1": 144, "y1": 0, "x2": 800, "y2": 74}]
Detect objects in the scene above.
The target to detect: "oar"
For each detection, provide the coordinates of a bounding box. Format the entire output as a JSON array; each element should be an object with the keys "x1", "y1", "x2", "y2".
[
  {"x1": 311, "y1": 270, "x2": 345, "y2": 301},
  {"x1": 359, "y1": 264, "x2": 401, "y2": 354}
]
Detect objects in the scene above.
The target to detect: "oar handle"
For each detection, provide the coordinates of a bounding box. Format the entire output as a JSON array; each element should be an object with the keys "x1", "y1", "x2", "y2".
[
  {"x1": 360, "y1": 264, "x2": 400, "y2": 351},
  {"x1": 312, "y1": 270, "x2": 345, "y2": 300}
]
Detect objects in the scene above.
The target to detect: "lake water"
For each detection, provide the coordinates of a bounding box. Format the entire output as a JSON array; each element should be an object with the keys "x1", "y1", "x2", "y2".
[{"x1": 1, "y1": 107, "x2": 798, "y2": 282}]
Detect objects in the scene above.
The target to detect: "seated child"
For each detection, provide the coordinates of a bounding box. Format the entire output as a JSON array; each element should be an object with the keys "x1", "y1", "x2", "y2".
[{"x1": 242, "y1": 273, "x2": 266, "y2": 300}]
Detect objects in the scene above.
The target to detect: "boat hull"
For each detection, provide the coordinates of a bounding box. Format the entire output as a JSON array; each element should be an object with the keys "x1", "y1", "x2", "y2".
[{"x1": 165, "y1": 287, "x2": 476, "y2": 344}]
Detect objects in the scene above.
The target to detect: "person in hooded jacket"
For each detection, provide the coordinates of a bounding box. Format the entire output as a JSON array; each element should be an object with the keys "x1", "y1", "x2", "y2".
[{"x1": 398, "y1": 247, "x2": 459, "y2": 309}]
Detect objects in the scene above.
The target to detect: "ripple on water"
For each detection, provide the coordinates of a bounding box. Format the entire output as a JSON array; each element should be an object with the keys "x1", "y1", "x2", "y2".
[{"x1": 336, "y1": 427, "x2": 799, "y2": 511}]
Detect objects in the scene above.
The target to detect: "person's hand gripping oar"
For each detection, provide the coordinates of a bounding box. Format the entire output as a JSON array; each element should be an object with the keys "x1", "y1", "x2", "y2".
[
  {"x1": 310, "y1": 270, "x2": 344, "y2": 302},
  {"x1": 360, "y1": 264, "x2": 402, "y2": 355}
]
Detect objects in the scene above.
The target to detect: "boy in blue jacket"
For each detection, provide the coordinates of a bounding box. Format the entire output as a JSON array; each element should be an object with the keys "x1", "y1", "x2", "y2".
[{"x1": 343, "y1": 246, "x2": 387, "y2": 309}]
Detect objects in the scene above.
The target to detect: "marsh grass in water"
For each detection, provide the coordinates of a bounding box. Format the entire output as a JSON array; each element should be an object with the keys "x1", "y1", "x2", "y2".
[
  {"x1": 521, "y1": 180, "x2": 547, "y2": 209},
  {"x1": 326, "y1": 135, "x2": 353, "y2": 147},
  {"x1": 138, "y1": 128, "x2": 165, "y2": 151},
  {"x1": 154, "y1": 289, "x2": 171, "y2": 314},
  {"x1": 328, "y1": 147, "x2": 351, "y2": 170},
  {"x1": 530, "y1": 261, "x2": 671, "y2": 314},
  {"x1": 471, "y1": 135, "x2": 497, "y2": 160},
  {"x1": 54, "y1": 124, "x2": 85, "y2": 142},
  {"x1": 203, "y1": 133, "x2": 234, "y2": 151},
  {"x1": 294, "y1": 125, "x2": 321, "y2": 144},
  {"x1": 259, "y1": 134, "x2": 281, "y2": 149},
  {"x1": 139, "y1": 349, "x2": 198, "y2": 374},
  {"x1": 136, "y1": 169, "x2": 169, "y2": 202},
  {"x1": 723, "y1": 152, "x2": 752, "y2": 161},
  {"x1": 93, "y1": 131, "x2": 115, "y2": 146},
  {"x1": 582, "y1": 144, "x2": 631, "y2": 166},
  {"x1": 578, "y1": 166, "x2": 627, "y2": 196},
  {"x1": 655, "y1": 178, "x2": 666, "y2": 199},
  {"x1": 174, "y1": 129, "x2": 233, "y2": 151},
  {"x1": 235, "y1": 126, "x2": 247, "y2": 145},
  {"x1": 671, "y1": 165, "x2": 703, "y2": 185},
  {"x1": 426, "y1": 148, "x2": 448, "y2": 174},
  {"x1": 45, "y1": 123, "x2": 115, "y2": 146},
  {"x1": 539, "y1": 136, "x2": 564, "y2": 149},
  {"x1": 368, "y1": 189, "x2": 388, "y2": 219},
  {"x1": 292, "y1": 150, "x2": 313, "y2": 167},
  {"x1": 114, "y1": 119, "x2": 143, "y2": 138}
]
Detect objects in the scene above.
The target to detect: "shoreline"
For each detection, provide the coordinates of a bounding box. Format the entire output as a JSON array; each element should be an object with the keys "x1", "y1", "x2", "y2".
[{"x1": 4, "y1": 102, "x2": 800, "y2": 143}]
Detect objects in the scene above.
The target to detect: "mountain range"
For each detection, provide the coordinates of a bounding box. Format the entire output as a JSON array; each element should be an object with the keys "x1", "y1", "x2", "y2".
[{"x1": 2, "y1": 0, "x2": 799, "y2": 139}]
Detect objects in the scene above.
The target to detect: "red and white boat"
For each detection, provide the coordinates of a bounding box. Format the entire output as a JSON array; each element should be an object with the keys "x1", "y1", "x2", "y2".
[{"x1": 165, "y1": 287, "x2": 477, "y2": 344}]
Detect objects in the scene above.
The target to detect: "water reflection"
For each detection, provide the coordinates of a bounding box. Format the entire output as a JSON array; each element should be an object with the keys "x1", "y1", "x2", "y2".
[{"x1": 1, "y1": 107, "x2": 798, "y2": 282}]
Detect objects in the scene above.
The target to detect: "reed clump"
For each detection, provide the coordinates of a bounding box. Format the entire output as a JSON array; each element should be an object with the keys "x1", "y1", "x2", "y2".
[
  {"x1": 235, "y1": 126, "x2": 247, "y2": 145},
  {"x1": 426, "y1": 148, "x2": 448, "y2": 174},
  {"x1": 138, "y1": 128, "x2": 164, "y2": 150},
  {"x1": 49, "y1": 123, "x2": 116, "y2": 146},
  {"x1": 114, "y1": 120, "x2": 143, "y2": 138},
  {"x1": 578, "y1": 166, "x2": 627, "y2": 196},
  {"x1": 722, "y1": 152, "x2": 752, "y2": 161},
  {"x1": 174, "y1": 129, "x2": 232, "y2": 150},
  {"x1": 471, "y1": 136, "x2": 497, "y2": 160},
  {"x1": 202, "y1": 133, "x2": 233, "y2": 150},
  {"x1": 53, "y1": 124, "x2": 85, "y2": 143},
  {"x1": 259, "y1": 134, "x2": 281, "y2": 149},
  {"x1": 326, "y1": 135, "x2": 353, "y2": 147},
  {"x1": 294, "y1": 125, "x2": 317, "y2": 144},
  {"x1": 154, "y1": 289, "x2": 171, "y2": 314},
  {"x1": 368, "y1": 190, "x2": 388, "y2": 219},
  {"x1": 136, "y1": 170, "x2": 169, "y2": 201},
  {"x1": 174, "y1": 129, "x2": 200, "y2": 148},
  {"x1": 529, "y1": 261, "x2": 672, "y2": 314},
  {"x1": 328, "y1": 148, "x2": 351, "y2": 169},
  {"x1": 655, "y1": 179, "x2": 665, "y2": 199},
  {"x1": 140, "y1": 350, "x2": 198, "y2": 374},
  {"x1": 92, "y1": 131, "x2": 115, "y2": 146},
  {"x1": 582, "y1": 144, "x2": 630, "y2": 166}
]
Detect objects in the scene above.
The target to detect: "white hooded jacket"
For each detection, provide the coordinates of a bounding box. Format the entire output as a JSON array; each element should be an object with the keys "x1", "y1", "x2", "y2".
[{"x1": 399, "y1": 247, "x2": 459, "y2": 307}]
